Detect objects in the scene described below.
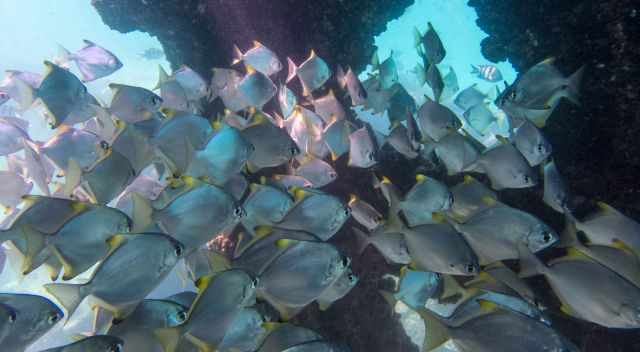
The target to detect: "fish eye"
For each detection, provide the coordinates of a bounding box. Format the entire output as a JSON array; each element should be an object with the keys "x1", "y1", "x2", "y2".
[
  {"x1": 508, "y1": 90, "x2": 517, "y2": 100},
  {"x1": 375, "y1": 215, "x2": 384, "y2": 223},
  {"x1": 8, "y1": 311, "x2": 16, "y2": 323},
  {"x1": 47, "y1": 312, "x2": 60, "y2": 324},
  {"x1": 234, "y1": 206, "x2": 245, "y2": 218},
  {"x1": 174, "y1": 244, "x2": 183, "y2": 257},
  {"x1": 99, "y1": 140, "x2": 110, "y2": 150},
  {"x1": 176, "y1": 310, "x2": 187, "y2": 322},
  {"x1": 367, "y1": 152, "x2": 375, "y2": 161},
  {"x1": 343, "y1": 207, "x2": 351, "y2": 217},
  {"x1": 523, "y1": 174, "x2": 531, "y2": 183},
  {"x1": 536, "y1": 144, "x2": 544, "y2": 153},
  {"x1": 251, "y1": 277, "x2": 259, "y2": 288},
  {"x1": 542, "y1": 232, "x2": 552, "y2": 243},
  {"x1": 290, "y1": 145, "x2": 299, "y2": 156},
  {"x1": 110, "y1": 343, "x2": 123, "y2": 352},
  {"x1": 348, "y1": 273, "x2": 356, "y2": 282},
  {"x1": 329, "y1": 171, "x2": 337, "y2": 179},
  {"x1": 341, "y1": 257, "x2": 350, "y2": 268},
  {"x1": 152, "y1": 96, "x2": 162, "y2": 106},
  {"x1": 466, "y1": 264, "x2": 476, "y2": 273}
]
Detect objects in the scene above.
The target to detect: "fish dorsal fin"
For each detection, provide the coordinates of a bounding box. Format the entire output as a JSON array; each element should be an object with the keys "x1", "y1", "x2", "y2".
[
  {"x1": 371, "y1": 51, "x2": 380, "y2": 68},
  {"x1": 463, "y1": 175, "x2": 475, "y2": 184},
  {"x1": 154, "y1": 65, "x2": 170, "y2": 90},
  {"x1": 611, "y1": 239, "x2": 637, "y2": 256},
  {"x1": 549, "y1": 247, "x2": 591, "y2": 265},
  {"x1": 194, "y1": 274, "x2": 213, "y2": 292},
  {"x1": 245, "y1": 64, "x2": 256, "y2": 75},
  {"x1": 540, "y1": 57, "x2": 556, "y2": 66},
  {"x1": 381, "y1": 176, "x2": 392, "y2": 185},
  {"x1": 309, "y1": 49, "x2": 317, "y2": 59},
  {"x1": 596, "y1": 201, "x2": 619, "y2": 216},
  {"x1": 252, "y1": 40, "x2": 263, "y2": 48},
  {"x1": 348, "y1": 194, "x2": 358, "y2": 207}
]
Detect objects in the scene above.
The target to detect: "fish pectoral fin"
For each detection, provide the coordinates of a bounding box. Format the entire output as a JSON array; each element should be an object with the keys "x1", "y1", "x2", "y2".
[
  {"x1": 154, "y1": 326, "x2": 183, "y2": 352},
  {"x1": 20, "y1": 225, "x2": 48, "y2": 275},
  {"x1": 185, "y1": 333, "x2": 215, "y2": 352},
  {"x1": 48, "y1": 245, "x2": 78, "y2": 281}
]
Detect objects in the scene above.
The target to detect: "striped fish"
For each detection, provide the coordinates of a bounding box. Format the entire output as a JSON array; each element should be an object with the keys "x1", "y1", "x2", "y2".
[{"x1": 471, "y1": 64, "x2": 503, "y2": 82}]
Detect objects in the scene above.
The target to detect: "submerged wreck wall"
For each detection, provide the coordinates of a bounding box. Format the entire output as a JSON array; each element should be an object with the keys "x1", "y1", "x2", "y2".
[{"x1": 469, "y1": 1, "x2": 640, "y2": 351}]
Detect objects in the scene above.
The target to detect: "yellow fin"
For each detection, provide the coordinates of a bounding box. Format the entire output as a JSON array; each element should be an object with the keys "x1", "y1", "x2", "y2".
[
  {"x1": 481, "y1": 195, "x2": 497, "y2": 206},
  {"x1": 195, "y1": 275, "x2": 213, "y2": 292},
  {"x1": 185, "y1": 333, "x2": 214, "y2": 352},
  {"x1": 154, "y1": 326, "x2": 182, "y2": 352},
  {"x1": 293, "y1": 187, "x2": 306, "y2": 202},
  {"x1": 415, "y1": 308, "x2": 450, "y2": 352},
  {"x1": 415, "y1": 174, "x2": 427, "y2": 183},
  {"x1": 259, "y1": 176, "x2": 267, "y2": 185},
  {"x1": 381, "y1": 176, "x2": 392, "y2": 184},
  {"x1": 560, "y1": 302, "x2": 574, "y2": 316},
  {"x1": 477, "y1": 299, "x2": 499, "y2": 313},
  {"x1": 131, "y1": 192, "x2": 153, "y2": 233},
  {"x1": 275, "y1": 238, "x2": 298, "y2": 249},
  {"x1": 611, "y1": 239, "x2": 636, "y2": 256},
  {"x1": 49, "y1": 245, "x2": 77, "y2": 281},
  {"x1": 596, "y1": 201, "x2": 617, "y2": 214},
  {"x1": 463, "y1": 175, "x2": 475, "y2": 184},
  {"x1": 105, "y1": 234, "x2": 128, "y2": 251},
  {"x1": 495, "y1": 135, "x2": 510, "y2": 145},
  {"x1": 348, "y1": 194, "x2": 358, "y2": 206},
  {"x1": 254, "y1": 226, "x2": 273, "y2": 238},
  {"x1": 566, "y1": 247, "x2": 589, "y2": 260},
  {"x1": 431, "y1": 212, "x2": 445, "y2": 224}
]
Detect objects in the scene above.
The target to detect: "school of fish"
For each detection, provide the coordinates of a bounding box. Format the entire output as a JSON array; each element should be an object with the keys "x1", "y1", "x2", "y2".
[{"x1": 0, "y1": 21, "x2": 635, "y2": 352}]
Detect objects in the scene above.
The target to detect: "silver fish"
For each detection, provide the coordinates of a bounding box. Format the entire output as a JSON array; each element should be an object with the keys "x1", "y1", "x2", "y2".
[
  {"x1": 471, "y1": 64, "x2": 503, "y2": 82},
  {"x1": 574, "y1": 202, "x2": 640, "y2": 254},
  {"x1": 295, "y1": 157, "x2": 337, "y2": 188},
  {"x1": 256, "y1": 323, "x2": 322, "y2": 352},
  {"x1": 394, "y1": 268, "x2": 441, "y2": 310},
  {"x1": 513, "y1": 120, "x2": 552, "y2": 166},
  {"x1": 446, "y1": 175, "x2": 499, "y2": 223},
  {"x1": 109, "y1": 83, "x2": 162, "y2": 123},
  {"x1": 286, "y1": 50, "x2": 331, "y2": 97},
  {"x1": 108, "y1": 299, "x2": 187, "y2": 352},
  {"x1": 73, "y1": 149, "x2": 136, "y2": 204},
  {"x1": 316, "y1": 267, "x2": 358, "y2": 311},
  {"x1": 133, "y1": 177, "x2": 243, "y2": 250},
  {"x1": 241, "y1": 183, "x2": 294, "y2": 236},
  {"x1": 497, "y1": 58, "x2": 584, "y2": 110},
  {"x1": 187, "y1": 124, "x2": 254, "y2": 185},
  {"x1": 454, "y1": 84, "x2": 486, "y2": 111},
  {"x1": 34, "y1": 61, "x2": 98, "y2": 128},
  {"x1": 40, "y1": 126, "x2": 110, "y2": 171},
  {"x1": 278, "y1": 84, "x2": 297, "y2": 119},
  {"x1": 430, "y1": 132, "x2": 480, "y2": 176},
  {"x1": 418, "y1": 300, "x2": 574, "y2": 352},
  {"x1": 312, "y1": 90, "x2": 346, "y2": 123},
  {"x1": 39, "y1": 335, "x2": 123, "y2": 352},
  {"x1": 58, "y1": 40, "x2": 123, "y2": 82},
  {"x1": 347, "y1": 126, "x2": 377, "y2": 168},
  {"x1": 414, "y1": 22, "x2": 446, "y2": 65},
  {"x1": 0, "y1": 116, "x2": 30, "y2": 155},
  {"x1": 152, "y1": 113, "x2": 213, "y2": 174},
  {"x1": 173, "y1": 65, "x2": 208, "y2": 101},
  {"x1": 371, "y1": 51, "x2": 399, "y2": 89},
  {"x1": 399, "y1": 175, "x2": 452, "y2": 227},
  {"x1": 387, "y1": 84, "x2": 417, "y2": 124},
  {"x1": 0, "y1": 293, "x2": 64, "y2": 351},
  {"x1": 403, "y1": 221, "x2": 479, "y2": 275},
  {"x1": 348, "y1": 195, "x2": 384, "y2": 232},
  {"x1": 44, "y1": 233, "x2": 184, "y2": 320},
  {"x1": 463, "y1": 103, "x2": 496, "y2": 135},
  {"x1": 233, "y1": 41, "x2": 282, "y2": 77},
  {"x1": 0, "y1": 170, "x2": 32, "y2": 210},
  {"x1": 467, "y1": 142, "x2": 537, "y2": 190},
  {"x1": 218, "y1": 307, "x2": 266, "y2": 352},
  {"x1": 520, "y1": 243, "x2": 640, "y2": 328},
  {"x1": 241, "y1": 117, "x2": 299, "y2": 172},
  {"x1": 417, "y1": 96, "x2": 461, "y2": 142},
  {"x1": 453, "y1": 204, "x2": 558, "y2": 265},
  {"x1": 336, "y1": 65, "x2": 367, "y2": 106},
  {"x1": 352, "y1": 227, "x2": 411, "y2": 265},
  {"x1": 323, "y1": 118, "x2": 352, "y2": 161},
  {"x1": 542, "y1": 160, "x2": 569, "y2": 214},
  {"x1": 154, "y1": 269, "x2": 257, "y2": 352},
  {"x1": 258, "y1": 239, "x2": 349, "y2": 317},
  {"x1": 441, "y1": 66, "x2": 460, "y2": 101},
  {"x1": 236, "y1": 67, "x2": 277, "y2": 109},
  {"x1": 277, "y1": 189, "x2": 350, "y2": 241},
  {"x1": 22, "y1": 139, "x2": 51, "y2": 196}
]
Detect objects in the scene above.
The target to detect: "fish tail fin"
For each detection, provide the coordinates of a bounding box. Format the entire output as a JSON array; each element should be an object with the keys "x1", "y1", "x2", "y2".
[
  {"x1": 415, "y1": 307, "x2": 450, "y2": 352},
  {"x1": 336, "y1": 65, "x2": 347, "y2": 88},
  {"x1": 12, "y1": 77, "x2": 36, "y2": 110},
  {"x1": 231, "y1": 44, "x2": 243, "y2": 66},
  {"x1": 565, "y1": 65, "x2": 585, "y2": 106},
  {"x1": 438, "y1": 274, "x2": 478, "y2": 305},
  {"x1": 55, "y1": 44, "x2": 73, "y2": 67},
  {"x1": 557, "y1": 214, "x2": 580, "y2": 248},
  {"x1": 131, "y1": 192, "x2": 154, "y2": 232},
  {"x1": 415, "y1": 63, "x2": 427, "y2": 86},
  {"x1": 413, "y1": 27, "x2": 422, "y2": 47},
  {"x1": 378, "y1": 289, "x2": 397, "y2": 312},
  {"x1": 470, "y1": 64, "x2": 479, "y2": 75},
  {"x1": 18, "y1": 225, "x2": 48, "y2": 275},
  {"x1": 517, "y1": 241, "x2": 547, "y2": 278},
  {"x1": 154, "y1": 326, "x2": 183, "y2": 352},
  {"x1": 44, "y1": 282, "x2": 85, "y2": 320},
  {"x1": 352, "y1": 227, "x2": 371, "y2": 255},
  {"x1": 153, "y1": 65, "x2": 170, "y2": 91},
  {"x1": 286, "y1": 57, "x2": 297, "y2": 83}
]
